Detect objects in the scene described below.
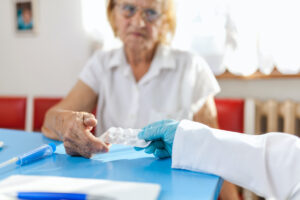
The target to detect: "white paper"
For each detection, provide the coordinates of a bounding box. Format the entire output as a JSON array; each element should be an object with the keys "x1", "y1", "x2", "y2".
[{"x1": 0, "y1": 175, "x2": 160, "y2": 200}]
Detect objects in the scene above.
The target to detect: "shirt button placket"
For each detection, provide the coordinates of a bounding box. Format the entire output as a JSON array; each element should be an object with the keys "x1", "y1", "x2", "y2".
[{"x1": 129, "y1": 84, "x2": 139, "y2": 127}]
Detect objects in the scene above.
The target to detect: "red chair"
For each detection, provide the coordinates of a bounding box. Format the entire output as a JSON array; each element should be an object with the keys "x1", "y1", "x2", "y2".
[
  {"x1": 215, "y1": 98, "x2": 245, "y2": 200},
  {"x1": 33, "y1": 97, "x2": 62, "y2": 132},
  {"x1": 0, "y1": 97, "x2": 27, "y2": 130},
  {"x1": 215, "y1": 98, "x2": 244, "y2": 133}
]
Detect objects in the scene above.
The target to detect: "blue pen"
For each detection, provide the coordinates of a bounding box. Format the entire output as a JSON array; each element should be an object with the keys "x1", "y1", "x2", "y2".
[
  {"x1": 9, "y1": 192, "x2": 115, "y2": 200},
  {"x1": 18, "y1": 192, "x2": 86, "y2": 200}
]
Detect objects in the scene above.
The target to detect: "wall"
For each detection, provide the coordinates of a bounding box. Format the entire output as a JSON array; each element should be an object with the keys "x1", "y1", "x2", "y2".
[
  {"x1": 0, "y1": 0, "x2": 90, "y2": 96},
  {"x1": 217, "y1": 79, "x2": 300, "y2": 101},
  {"x1": 0, "y1": 0, "x2": 91, "y2": 131}
]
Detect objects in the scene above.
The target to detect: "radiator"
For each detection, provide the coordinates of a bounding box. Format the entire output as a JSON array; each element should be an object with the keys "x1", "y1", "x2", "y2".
[{"x1": 254, "y1": 100, "x2": 300, "y2": 135}]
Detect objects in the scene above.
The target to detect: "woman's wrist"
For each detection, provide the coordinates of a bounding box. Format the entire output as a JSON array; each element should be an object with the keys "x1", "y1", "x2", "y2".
[
  {"x1": 53, "y1": 109, "x2": 76, "y2": 140},
  {"x1": 43, "y1": 108, "x2": 70, "y2": 140}
]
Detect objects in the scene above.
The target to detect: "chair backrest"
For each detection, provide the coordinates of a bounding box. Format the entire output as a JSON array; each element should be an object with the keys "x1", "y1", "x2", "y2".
[
  {"x1": 33, "y1": 97, "x2": 62, "y2": 132},
  {"x1": 215, "y1": 98, "x2": 244, "y2": 133},
  {"x1": 0, "y1": 97, "x2": 27, "y2": 130}
]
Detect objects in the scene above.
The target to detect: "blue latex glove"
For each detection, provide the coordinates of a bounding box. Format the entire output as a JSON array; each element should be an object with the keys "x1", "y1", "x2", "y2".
[{"x1": 137, "y1": 119, "x2": 179, "y2": 158}]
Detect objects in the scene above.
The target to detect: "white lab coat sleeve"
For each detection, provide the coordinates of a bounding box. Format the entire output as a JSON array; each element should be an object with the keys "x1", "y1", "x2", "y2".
[{"x1": 172, "y1": 120, "x2": 300, "y2": 200}]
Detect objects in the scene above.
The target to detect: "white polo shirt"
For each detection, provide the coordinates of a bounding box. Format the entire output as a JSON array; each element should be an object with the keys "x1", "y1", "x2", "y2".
[{"x1": 79, "y1": 44, "x2": 220, "y2": 136}]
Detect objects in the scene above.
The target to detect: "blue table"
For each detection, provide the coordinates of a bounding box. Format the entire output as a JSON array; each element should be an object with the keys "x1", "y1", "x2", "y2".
[{"x1": 0, "y1": 128, "x2": 222, "y2": 200}]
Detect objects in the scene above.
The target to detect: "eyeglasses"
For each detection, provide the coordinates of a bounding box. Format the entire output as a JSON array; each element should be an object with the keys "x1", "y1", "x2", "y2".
[{"x1": 115, "y1": 2, "x2": 162, "y2": 23}]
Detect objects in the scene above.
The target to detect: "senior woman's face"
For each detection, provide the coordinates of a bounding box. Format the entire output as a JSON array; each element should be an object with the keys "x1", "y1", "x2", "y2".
[{"x1": 113, "y1": 0, "x2": 164, "y2": 51}]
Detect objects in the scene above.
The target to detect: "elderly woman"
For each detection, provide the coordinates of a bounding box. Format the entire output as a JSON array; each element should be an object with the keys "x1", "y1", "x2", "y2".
[{"x1": 42, "y1": 0, "x2": 238, "y2": 199}]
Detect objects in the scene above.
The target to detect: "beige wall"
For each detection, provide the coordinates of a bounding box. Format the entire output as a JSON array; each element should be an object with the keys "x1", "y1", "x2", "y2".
[
  {"x1": 0, "y1": 0, "x2": 90, "y2": 97},
  {"x1": 217, "y1": 79, "x2": 300, "y2": 101}
]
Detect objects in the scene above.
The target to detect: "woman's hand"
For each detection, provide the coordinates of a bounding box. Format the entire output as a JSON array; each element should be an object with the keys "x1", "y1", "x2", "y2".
[
  {"x1": 41, "y1": 81, "x2": 108, "y2": 158},
  {"x1": 61, "y1": 111, "x2": 109, "y2": 158},
  {"x1": 43, "y1": 110, "x2": 109, "y2": 158}
]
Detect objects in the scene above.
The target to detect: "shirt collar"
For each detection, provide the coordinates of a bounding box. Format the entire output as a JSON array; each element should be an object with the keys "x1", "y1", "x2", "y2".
[
  {"x1": 106, "y1": 44, "x2": 176, "y2": 71},
  {"x1": 106, "y1": 47, "x2": 127, "y2": 70}
]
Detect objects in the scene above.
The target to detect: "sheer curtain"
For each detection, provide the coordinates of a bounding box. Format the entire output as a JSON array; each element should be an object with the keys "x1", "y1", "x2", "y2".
[{"x1": 81, "y1": 0, "x2": 300, "y2": 75}]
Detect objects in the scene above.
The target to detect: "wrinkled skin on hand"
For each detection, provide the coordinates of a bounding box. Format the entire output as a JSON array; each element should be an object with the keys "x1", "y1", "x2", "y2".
[{"x1": 61, "y1": 112, "x2": 109, "y2": 158}]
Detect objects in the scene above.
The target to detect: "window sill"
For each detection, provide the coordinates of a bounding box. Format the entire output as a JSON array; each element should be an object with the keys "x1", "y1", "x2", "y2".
[{"x1": 216, "y1": 68, "x2": 300, "y2": 80}]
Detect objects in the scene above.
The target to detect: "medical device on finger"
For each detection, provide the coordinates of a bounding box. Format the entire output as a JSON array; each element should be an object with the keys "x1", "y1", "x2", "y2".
[
  {"x1": 0, "y1": 143, "x2": 56, "y2": 169},
  {"x1": 99, "y1": 127, "x2": 150, "y2": 148}
]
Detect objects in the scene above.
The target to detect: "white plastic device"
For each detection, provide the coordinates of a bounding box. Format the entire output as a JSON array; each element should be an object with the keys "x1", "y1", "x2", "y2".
[{"x1": 99, "y1": 127, "x2": 150, "y2": 148}]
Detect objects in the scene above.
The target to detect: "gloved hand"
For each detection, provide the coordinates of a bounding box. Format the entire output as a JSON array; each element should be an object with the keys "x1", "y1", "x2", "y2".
[{"x1": 137, "y1": 119, "x2": 179, "y2": 158}]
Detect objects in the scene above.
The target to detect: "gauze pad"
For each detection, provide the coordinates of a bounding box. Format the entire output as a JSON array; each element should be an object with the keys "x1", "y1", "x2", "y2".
[{"x1": 99, "y1": 127, "x2": 150, "y2": 148}]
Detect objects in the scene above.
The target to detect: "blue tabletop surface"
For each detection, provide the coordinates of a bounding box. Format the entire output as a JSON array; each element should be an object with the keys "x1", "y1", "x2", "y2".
[{"x1": 0, "y1": 128, "x2": 222, "y2": 200}]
